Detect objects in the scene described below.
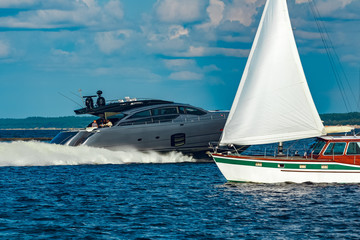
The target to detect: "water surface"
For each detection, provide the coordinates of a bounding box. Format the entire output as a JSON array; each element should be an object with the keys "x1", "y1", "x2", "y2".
[{"x1": 0, "y1": 131, "x2": 359, "y2": 239}]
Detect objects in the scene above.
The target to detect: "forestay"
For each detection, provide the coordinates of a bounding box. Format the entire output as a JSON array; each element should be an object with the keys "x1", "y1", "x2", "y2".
[{"x1": 220, "y1": 0, "x2": 325, "y2": 146}]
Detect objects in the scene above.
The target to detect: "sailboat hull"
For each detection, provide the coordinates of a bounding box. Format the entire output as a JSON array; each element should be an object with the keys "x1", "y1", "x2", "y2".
[{"x1": 212, "y1": 154, "x2": 360, "y2": 183}]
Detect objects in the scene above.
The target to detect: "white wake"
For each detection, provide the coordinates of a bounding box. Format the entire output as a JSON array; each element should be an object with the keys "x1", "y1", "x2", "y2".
[{"x1": 0, "y1": 141, "x2": 195, "y2": 167}]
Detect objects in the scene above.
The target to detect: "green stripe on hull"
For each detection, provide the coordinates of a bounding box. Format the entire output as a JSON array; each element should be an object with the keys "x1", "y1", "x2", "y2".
[{"x1": 213, "y1": 156, "x2": 360, "y2": 171}]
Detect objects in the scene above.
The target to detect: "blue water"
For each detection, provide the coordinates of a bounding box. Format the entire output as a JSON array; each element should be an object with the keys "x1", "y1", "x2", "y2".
[{"x1": 1, "y1": 131, "x2": 360, "y2": 239}]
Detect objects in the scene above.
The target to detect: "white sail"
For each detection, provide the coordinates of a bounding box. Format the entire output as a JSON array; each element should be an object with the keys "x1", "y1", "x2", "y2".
[{"x1": 220, "y1": 0, "x2": 325, "y2": 146}]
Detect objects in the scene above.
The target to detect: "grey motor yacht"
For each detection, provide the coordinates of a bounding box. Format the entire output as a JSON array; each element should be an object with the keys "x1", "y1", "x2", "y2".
[{"x1": 51, "y1": 91, "x2": 228, "y2": 158}]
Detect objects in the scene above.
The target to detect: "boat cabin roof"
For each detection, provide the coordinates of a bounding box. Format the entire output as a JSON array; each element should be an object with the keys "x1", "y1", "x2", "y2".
[
  {"x1": 319, "y1": 136, "x2": 360, "y2": 142},
  {"x1": 74, "y1": 99, "x2": 174, "y2": 116}
]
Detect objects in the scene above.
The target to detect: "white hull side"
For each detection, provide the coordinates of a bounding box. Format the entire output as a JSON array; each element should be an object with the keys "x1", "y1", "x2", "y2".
[{"x1": 214, "y1": 157, "x2": 360, "y2": 183}]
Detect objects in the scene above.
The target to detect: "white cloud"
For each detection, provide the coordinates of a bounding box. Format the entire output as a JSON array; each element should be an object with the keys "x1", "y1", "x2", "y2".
[
  {"x1": 51, "y1": 49, "x2": 71, "y2": 56},
  {"x1": 207, "y1": 0, "x2": 225, "y2": 26},
  {"x1": 0, "y1": 0, "x2": 37, "y2": 8},
  {"x1": 197, "y1": 0, "x2": 225, "y2": 29},
  {"x1": 95, "y1": 30, "x2": 131, "y2": 54},
  {"x1": 203, "y1": 64, "x2": 220, "y2": 72},
  {"x1": 0, "y1": 0, "x2": 124, "y2": 30},
  {"x1": 176, "y1": 46, "x2": 248, "y2": 57},
  {"x1": 182, "y1": 46, "x2": 206, "y2": 57},
  {"x1": 314, "y1": 0, "x2": 356, "y2": 15},
  {"x1": 0, "y1": 1, "x2": 79, "y2": 10},
  {"x1": 164, "y1": 59, "x2": 196, "y2": 70},
  {"x1": 104, "y1": 0, "x2": 124, "y2": 20},
  {"x1": 168, "y1": 25, "x2": 189, "y2": 40},
  {"x1": 295, "y1": 0, "x2": 310, "y2": 4},
  {"x1": 223, "y1": 0, "x2": 265, "y2": 27},
  {"x1": 294, "y1": 30, "x2": 321, "y2": 40},
  {"x1": 82, "y1": 0, "x2": 96, "y2": 8},
  {"x1": 169, "y1": 71, "x2": 203, "y2": 81},
  {"x1": 155, "y1": 0, "x2": 206, "y2": 23},
  {"x1": 341, "y1": 54, "x2": 360, "y2": 66},
  {"x1": 164, "y1": 59, "x2": 220, "y2": 79},
  {"x1": 207, "y1": 47, "x2": 249, "y2": 57},
  {"x1": 48, "y1": 48, "x2": 80, "y2": 66}
]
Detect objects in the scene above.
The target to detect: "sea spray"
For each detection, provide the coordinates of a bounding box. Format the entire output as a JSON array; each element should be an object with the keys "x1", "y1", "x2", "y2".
[{"x1": 0, "y1": 141, "x2": 195, "y2": 167}]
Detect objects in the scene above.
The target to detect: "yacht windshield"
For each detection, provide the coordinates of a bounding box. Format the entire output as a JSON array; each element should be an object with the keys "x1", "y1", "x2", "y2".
[
  {"x1": 107, "y1": 113, "x2": 126, "y2": 125},
  {"x1": 347, "y1": 142, "x2": 360, "y2": 155},
  {"x1": 185, "y1": 107, "x2": 206, "y2": 115},
  {"x1": 324, "y1": 142, "x2": 346, "y2": 156},
  {"x1": 311, "y1": 140, "x2": 326, "y2": 155}
]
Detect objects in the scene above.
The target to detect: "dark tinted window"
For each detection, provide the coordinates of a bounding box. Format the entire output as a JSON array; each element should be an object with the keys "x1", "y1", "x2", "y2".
[
  {"x1": 107, "y1": 113, "x2": 126, "y2": 125},
  {"x1": 311, "y1": 140, "x2": 326, "y2": 155},
  {"x1": 179, "y1": 107, "x2": 185, "y2": 114},
  {"x1": 347, "y1": 142, "x2": 360, "y2": 155},
  {"x1": 185, "y1": 107, "x2": 206, "y2": 115},
  {"x1": 324, "y1": 142, "x2": 346, "y2": 155},
  {"x1": 128, "y1": 110, "x2": 151, "y2": 119},
  {"x1": 152, "y1": 107, "x2": 178, "y2": 116},
  {"x1": 108, "y1": 113, "x2": 125, "y2": 120}
]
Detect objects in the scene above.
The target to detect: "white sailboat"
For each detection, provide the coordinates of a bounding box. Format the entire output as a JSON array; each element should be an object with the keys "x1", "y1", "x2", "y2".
[{"x1": 211, "y1": 0, "x2": 360, "y2": 183}]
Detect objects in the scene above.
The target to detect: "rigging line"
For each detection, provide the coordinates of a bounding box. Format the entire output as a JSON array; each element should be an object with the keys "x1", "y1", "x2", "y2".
[
  {"x1": 309, "y1": 1, "x2": 349, "y2": 111},
  {"x1": 308, "y1": 1, "x2": 347, "y2": 110},
  {"x1": 57, "y1": 92, "x2": 83, "y2": 108},
  {"x1": 311, "y1": 1, "x2": 357, "y2": 110},
  {"x1": 70, "y1": 91, "x2": 83, "y2": 100},
  {"x1": 358, "y1": 68, "x2": 360, "y2": 110},
  {"x1": 309, "y1": 0, "x2": 354, "y2": 112},
  {"x1": 69, "y1": 91, "x2": 85, "y2": 107},
  {"x1": 313, "y1": 17, "x2": 358, "y2": 109}
]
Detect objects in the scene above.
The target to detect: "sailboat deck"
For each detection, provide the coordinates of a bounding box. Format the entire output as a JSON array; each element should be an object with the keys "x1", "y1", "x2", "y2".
[
  {"x1": 214, "y1": 153, "x2": 360, "y2": 167},
  {"x1": 215, "y1": 153, "x2": 334, "y2": 162}
]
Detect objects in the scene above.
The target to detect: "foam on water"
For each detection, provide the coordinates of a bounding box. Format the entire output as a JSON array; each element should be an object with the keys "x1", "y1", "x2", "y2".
[{"x1": 0, "y1": 141, "x2": 195, "y2": 167}]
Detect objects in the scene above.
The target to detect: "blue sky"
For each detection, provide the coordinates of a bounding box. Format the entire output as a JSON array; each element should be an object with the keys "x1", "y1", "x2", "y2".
[{"x1": 0, "y1": 0, "x2": 359, "y2": 118}]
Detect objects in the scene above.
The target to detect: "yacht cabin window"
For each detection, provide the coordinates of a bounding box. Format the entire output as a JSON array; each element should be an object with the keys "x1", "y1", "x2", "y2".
[
  {"x1": 178, "y1": 107, "x2": 185, "y2": 114},
  {"x1": 128, "y1": 110, "x2": 151, "y2": 119},
  {"x1": 185, "y1": 107, "x2": 206, "y2": 115},
  {"x1": 152, "y1": 107, "x2": 178, "y2": 115},
  {"x1": 323, "y1": 142, "x2": 346, "y2": 156},
  {"x1": 346, "y1": 142, "x2": 360, "y2": 155},
  {"x1": 311, "y1": 140, "x2": 326, "y2": 155}
]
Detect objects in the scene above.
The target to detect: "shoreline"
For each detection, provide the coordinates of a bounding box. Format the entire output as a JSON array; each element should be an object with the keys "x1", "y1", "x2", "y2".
[
  {"x1": 0, "y1": 128, "x2": 82, "y2": 131},
  {"x1": 1, "y1": 125, "x2": 359, "y2": 131}
]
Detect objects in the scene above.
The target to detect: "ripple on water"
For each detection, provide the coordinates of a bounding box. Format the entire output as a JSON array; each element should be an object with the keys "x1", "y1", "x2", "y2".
[{"x1": 0, "y1": 163, "x2": 360, "y2": 239}]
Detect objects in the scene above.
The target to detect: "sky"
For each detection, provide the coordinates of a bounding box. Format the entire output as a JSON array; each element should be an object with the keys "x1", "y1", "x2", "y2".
[{"x1": 0, "y1": 0, "x2": 359, "y2": 118}]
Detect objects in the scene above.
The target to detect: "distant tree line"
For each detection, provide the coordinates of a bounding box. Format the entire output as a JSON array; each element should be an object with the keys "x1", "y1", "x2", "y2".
[
  {"x1": 0, "y1": 116, "x2": 96, "y2": 129},
  {"x1": 320, "y1": 112, "x2": 360, "y2": 126},
  {"x1": 1, "y1": 113, "x2": 360, "y2": 129}
]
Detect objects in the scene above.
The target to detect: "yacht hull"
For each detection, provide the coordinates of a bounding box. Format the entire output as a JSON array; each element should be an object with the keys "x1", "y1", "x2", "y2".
[
  {"x1": 212, "y1": 154, "x2": 360, "y2": 183},
  {"x1": 89, "y1": 121, "x2": 222, "y2": 154},
  {"x1": 53, "y1": 117, "x2": 226, "y2": 158}
]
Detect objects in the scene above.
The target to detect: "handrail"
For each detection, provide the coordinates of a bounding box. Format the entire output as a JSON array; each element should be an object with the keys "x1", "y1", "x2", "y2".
[{"x1": 118, "y1": 114, "x2": 227, "y2": 126}]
